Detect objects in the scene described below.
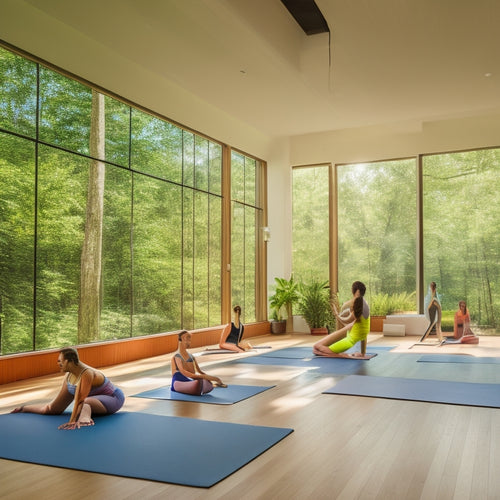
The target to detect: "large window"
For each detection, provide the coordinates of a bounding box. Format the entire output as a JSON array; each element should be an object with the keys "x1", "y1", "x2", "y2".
[
  {"x1": 0, "y1": 45, "x2": 264, "y2": 354},
  {"x1": 293, "y1": 152, "x2": 500, "y2": 334},
  {"x1": 230, "y1": 151, "x2": 264, "y2": 323},
  {"x1": 292, "y1": 165, "x2": 330, "y2": 283},
  {"x1": 337, "y1": 159, "x2": 417, "y2": 308},
  {"x1": 423, "y1": 148, "x2": 500, "y2": 333}
]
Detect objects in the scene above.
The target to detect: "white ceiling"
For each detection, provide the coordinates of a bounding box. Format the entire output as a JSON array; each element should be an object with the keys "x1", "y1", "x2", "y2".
[{"x1": 15, "y1": 0, "x2": 500, "y2": 138}]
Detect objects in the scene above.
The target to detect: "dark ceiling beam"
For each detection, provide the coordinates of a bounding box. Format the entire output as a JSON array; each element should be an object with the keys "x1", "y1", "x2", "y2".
[{"x1": 280, "y1": 0, "x2": 329, "y2": 35}]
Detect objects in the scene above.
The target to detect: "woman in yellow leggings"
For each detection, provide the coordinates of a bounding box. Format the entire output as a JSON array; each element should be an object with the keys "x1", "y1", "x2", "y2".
[{"x1": 313, "y1": 296, "x2": 370, "y2": 357}]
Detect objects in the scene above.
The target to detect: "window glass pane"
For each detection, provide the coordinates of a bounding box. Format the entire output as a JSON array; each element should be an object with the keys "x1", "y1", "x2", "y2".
[
  {"x1": 101, "y1": 166, "x2": 132, "y2": 339},
  {"x1": 231, "y1": 152, "x2": 245, "y2": 202},
  {"x1": 194, "y1": 191, "x2": 209, "y2": 328},
  {"x1": 0, "y1": 133, "x2": 35, "y2": 354},
  {"x1": 208, "y1": 196, "x2": 222, "y2": 325},
  {"x1": 131, "y1": 110, "x2": 182, "y2": 182},
  {"x1": 182, "y1": 188, "x2": 194, "y2": 329},
  {"x1": 423, "y1": 148, "x2": 500, "y2": 334},
  {"x1": 39, "y1": 67, "x2": 92, "y2": 155},
  {"x1": 36, "y1": 146, "x2": 88, "y2": 349},
  {"x1": 195, "y1": 136, "x2": 209, "y2": 192},
  {"x1": 244, "y1": 157, "x2": 256, "y2": 207},
  {"x1": 132, "y1": 175, "x2": 182, "y2": 335},
  {"x1": 338, "y1": 159, "x2": 417, "y2": 313},
  {"x1": 209, "y1": 142, "x2": 222, "y2": 196},
  {"x1": 0, "y1": 47, "x2": 37, "y2": 138},
  {"x1": 292, "y1": 166, "x2": 329, "y2": 283},
  {"x1": 230, "y1": 151, "x2": 261, "y2": 323},
  {"x1": 183, "y1": 131, "x2": 195, "y2": 187},
  {"x1": 231, "y1": 201, "x2": 245, "y2": 310},
  {"x1": 104, "y1": 95, "x2": 130, "y2": 168},
  {"x1": 244, "y1": 205, "x2": 257, "y2": 321}
]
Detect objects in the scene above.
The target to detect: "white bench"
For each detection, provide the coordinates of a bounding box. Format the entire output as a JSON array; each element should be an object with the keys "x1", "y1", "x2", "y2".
[
  {"x1": 384, "y1": 314, "x2": 428, "y2": 336},
  {"x1": 383, "y1": 323, "x2": 406, "y2": 336}
]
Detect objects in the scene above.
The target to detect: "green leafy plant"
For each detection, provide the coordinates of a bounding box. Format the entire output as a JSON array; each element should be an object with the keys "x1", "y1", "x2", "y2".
[
  {"x1": 369, "y1": 291, "x2": 416, "y2": 316},
  {"x1": 298, "y1": 279, "x2": 334, "y2": 330},
  {"x1": 269, "y1": 276, "x2": 300, "y2": 322}
]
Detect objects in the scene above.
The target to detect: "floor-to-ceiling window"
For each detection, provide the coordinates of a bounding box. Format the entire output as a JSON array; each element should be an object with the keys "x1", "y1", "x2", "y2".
[
  {"x1": 292, "y1": 151, "x2": 500, "y2": 334},
  {"x1": 423, "y1": 148, "x2": 500, "y2": 333},
  {"x1": 0, "y1": 44, "x2": 265, "y2": 354},
  {"x1": 230, "y1": 151, "x2": 264, "y2": 323},
  {"x1": 292, "y1": 165, "x2": 330, "y2": 284},
  {"x1": 337, "y1": 159, "x2": 417, "y2": 312}
]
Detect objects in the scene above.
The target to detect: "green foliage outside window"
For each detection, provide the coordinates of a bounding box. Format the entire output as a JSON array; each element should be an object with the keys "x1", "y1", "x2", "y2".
[{"x1": 0, "y1": 45, "x2": 236, "y2": 354}]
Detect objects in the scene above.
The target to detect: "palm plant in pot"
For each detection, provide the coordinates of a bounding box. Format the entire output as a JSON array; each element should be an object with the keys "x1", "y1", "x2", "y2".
[
  {"x1": 268, "y1": 276, "x2": 300, "y2": 333},
  {"x1": 298, "y1": 279, "x2": 335, "y2": 335}
]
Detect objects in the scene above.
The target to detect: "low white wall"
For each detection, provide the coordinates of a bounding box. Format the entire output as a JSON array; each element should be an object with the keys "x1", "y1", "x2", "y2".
[{"x1": 384, "y1": 314, "x2": 429, "y2": 336}]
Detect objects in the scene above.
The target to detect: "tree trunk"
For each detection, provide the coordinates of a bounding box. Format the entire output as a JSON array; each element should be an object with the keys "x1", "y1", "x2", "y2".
[{"x1": 78, "y1": 91, "x2": 105, "y2": 344}]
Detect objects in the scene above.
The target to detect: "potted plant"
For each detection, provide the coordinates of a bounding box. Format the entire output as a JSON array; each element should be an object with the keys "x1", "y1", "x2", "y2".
[
  {"x1": 268, "y1": 276, "x2": 300, "y2": 333},
  {"x1": 298, "y1": 279, "x2": 335, "y2": 335}
]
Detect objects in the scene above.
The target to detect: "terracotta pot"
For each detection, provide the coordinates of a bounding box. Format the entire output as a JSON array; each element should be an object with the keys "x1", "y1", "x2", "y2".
[
  {"x1": 310, "y1": 327, "x2": 328, "y2": 336},
  {"x1": 370, "y1": 315, "x2": 386, "y2": 332}
]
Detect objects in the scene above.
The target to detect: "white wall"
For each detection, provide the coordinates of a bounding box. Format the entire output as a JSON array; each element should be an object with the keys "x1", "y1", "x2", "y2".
[
  {"x1": 265, "y1": 137, "x2": 292, "y2": 286},
  {"x1": 289, "y1": 113, "x2": 500, "y2": 166}
]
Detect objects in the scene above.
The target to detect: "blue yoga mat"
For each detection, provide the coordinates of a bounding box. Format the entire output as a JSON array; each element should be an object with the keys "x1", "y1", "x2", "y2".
[
  {"x1": 323, "y1": 374, "x2": 500, "y2": 408},
  {"x1": 232, "y1": 355, "x2": 371, "y2": 374},
  {"x1": 131, "y1": 384, "x2": 274, "y2": 404},
  {"x1": 259, "y1": 345, "x2": 393, "y2": 359},
  {"x1": 418, "y1": 354, "x2": 500, "y2": 364},
  {"x1": 0, "y1": 412, "x2": 293, "y2": 487}
]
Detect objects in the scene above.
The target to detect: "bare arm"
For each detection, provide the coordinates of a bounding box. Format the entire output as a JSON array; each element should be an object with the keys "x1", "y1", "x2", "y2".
[
  {"x1": 193, "y1": 358, "x2": 222, "y2": 384},
  {"x1": 69, "y1": 370, "x2": 94, "y2": 423}
]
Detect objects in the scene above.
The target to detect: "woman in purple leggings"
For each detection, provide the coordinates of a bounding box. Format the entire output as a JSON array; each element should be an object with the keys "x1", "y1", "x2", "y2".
[{"x1": 11, "y1": 347, "x2": 125, "y2": 430}]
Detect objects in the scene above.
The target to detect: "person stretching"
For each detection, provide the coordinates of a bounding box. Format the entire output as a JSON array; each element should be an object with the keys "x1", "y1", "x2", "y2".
[
  {"x1": 313, "y1": 296, "x2": 370, "y2": 357},
  {"x1": 11, "y1": 347, "x2": 125, "y2": 430},
  {"x1": 172, "y1": 330, "x2": 226, "y2": 394},
  {"x1": 219, "y1": 305, "x2": 252, "y2": 352}
]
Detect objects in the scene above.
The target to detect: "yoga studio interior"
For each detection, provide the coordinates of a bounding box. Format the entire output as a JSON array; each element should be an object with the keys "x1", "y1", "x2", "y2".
[{"x1": 1, "y1": 1, "x2": 500, "y2": 498}]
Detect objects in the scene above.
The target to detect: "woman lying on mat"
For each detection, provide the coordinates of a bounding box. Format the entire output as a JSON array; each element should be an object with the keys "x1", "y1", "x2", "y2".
[
  {"x1": 218, "y1": 305, "x2": 252, "y2": 353},
  {"x1": 313, "y1": 296, "x2": 370, "y2": 357},
  {"x1": 11, "y1": 347, "x2": 125, "y2": 430},
  {"x1": 172, "y1": 330, "x2": 227, "y2": 395}
]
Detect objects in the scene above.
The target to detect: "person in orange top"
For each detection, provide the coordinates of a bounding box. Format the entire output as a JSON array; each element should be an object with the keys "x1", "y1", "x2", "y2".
[{"x1": 453, "y1": 300, "x2": 471, "y2": 339}]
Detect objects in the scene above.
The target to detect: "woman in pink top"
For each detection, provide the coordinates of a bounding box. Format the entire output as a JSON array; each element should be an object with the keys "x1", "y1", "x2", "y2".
[{"x1": 453, "y1": 300, "x2": 471, "y2": 339}]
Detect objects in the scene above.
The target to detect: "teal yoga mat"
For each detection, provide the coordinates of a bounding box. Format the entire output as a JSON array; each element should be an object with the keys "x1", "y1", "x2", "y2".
[
  {"x1": 131, "y1": 384, "x2": 274, "y2": 404},
  {"x1": 418, "y1": 354, "x2": 500, "y2": 364},
  {"x1": 322, "y1": 374, "x2": 500, "y2": 408},
  {"x1": 0, "y1": 412, "x2": 293, "y2": 487}
]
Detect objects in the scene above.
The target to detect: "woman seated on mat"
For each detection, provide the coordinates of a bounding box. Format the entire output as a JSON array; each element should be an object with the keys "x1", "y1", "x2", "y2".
[
  {"x1": 453, "y1": 300, "x2": 471, "y2": 339},
  {"x1": 172, "y1": 330, "x2": 227, "y2": 394},
  {"x1": 218, "y1": 305, "x2": 252, "y2": 352},
  {"x1": 452, "y1": 301, "x2": 479, "y2": 343},
  {"x1": 11, "y1": 347, "x2": 125, "y2": 430},
  {"x1": 313, "y1": 296, "x2": 370, "y2": 357}
]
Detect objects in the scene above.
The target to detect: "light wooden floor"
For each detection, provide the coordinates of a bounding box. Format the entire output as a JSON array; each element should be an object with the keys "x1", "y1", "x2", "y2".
[{"x1": 1, "y1": 333, "x2": 500, "y2": 500}]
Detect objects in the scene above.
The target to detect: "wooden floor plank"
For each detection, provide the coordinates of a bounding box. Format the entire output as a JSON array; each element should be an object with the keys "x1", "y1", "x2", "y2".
[{"x1": 1, "y1": 333, "x2": 500, "y2": 499}]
